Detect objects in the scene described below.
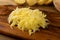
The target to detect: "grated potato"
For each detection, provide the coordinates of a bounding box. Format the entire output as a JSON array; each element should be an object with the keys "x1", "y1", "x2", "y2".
[
  {"x1": 37, "y1": 0, "x2": 46, "y2": 5},
  {"x1": 44, "y1": 0, "x2": 52, "y2": 4},
  {"x1": 14, "y1": 0, "x2": 25, "y2": 4},
  {"x1": 8, "y1": 7, "x2": 48, "y2": 35},
  {"x1": 37, "y1": 0, "x2": 52, "y2": 5},
  {"x1": 26, "y1": 0, "x2": 37, "y2": 6},
  {"x1": 14, "y1": 0, "x2": 52, "y2": 6}
]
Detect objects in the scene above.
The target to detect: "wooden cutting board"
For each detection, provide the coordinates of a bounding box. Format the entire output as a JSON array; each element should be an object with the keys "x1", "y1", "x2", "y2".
[{"x1": 0, "y1": 5, "x2": 60, "y2": 40}]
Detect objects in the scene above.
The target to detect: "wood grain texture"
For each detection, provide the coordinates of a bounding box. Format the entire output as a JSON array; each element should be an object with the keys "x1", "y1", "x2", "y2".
[{"x1": 0, "y1": 5, "x2": 60, "y2": 40}]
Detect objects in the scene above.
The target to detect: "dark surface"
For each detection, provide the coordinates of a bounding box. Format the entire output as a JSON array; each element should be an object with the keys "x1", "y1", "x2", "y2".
[
  {"x1": 0, "y1": 5, "x2": 60, "y2": 40},
  {"x1": 0, "y1": 35, "x2": 16, "y2": 40}
]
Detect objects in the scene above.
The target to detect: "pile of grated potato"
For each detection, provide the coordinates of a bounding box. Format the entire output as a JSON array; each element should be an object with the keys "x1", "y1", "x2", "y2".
[{"x1": 8, "y1": 7, "x2": 48, "y2": 35}]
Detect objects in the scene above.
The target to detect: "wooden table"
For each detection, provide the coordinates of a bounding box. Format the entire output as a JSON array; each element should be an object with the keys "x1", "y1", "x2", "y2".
[
  {"x1": 0, "y1": 5, "x2": 60, "y2": 40},
  {"x1": 0, "y1": 35, "x2": 16, "y2": 40}
]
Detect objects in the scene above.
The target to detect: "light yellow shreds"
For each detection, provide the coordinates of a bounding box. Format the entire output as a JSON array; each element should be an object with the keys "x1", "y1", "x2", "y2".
[{"x1": 8, "y1": 7, "x2": 48, "y2": 35}]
